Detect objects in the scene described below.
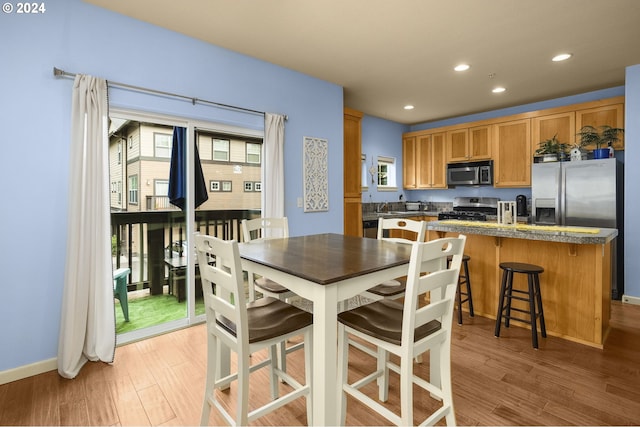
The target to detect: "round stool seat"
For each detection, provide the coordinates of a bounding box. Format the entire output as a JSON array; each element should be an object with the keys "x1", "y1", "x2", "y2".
[
  {"x1": 447, "y1": 254, "x2": 470, "y2": 262},
  {"x1": 499, "y1": 262, "x2": 544, "y2": 274}
]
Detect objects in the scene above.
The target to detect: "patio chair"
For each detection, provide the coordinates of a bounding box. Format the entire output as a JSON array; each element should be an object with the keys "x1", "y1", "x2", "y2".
[{"x1": 113, "y1": 267, "x2": 131, "y2": 322}]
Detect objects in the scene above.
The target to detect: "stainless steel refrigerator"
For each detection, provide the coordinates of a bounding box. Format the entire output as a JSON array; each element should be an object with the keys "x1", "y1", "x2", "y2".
[{"x1": 531, "y1": 158, "x2": 624, "y2": 298}]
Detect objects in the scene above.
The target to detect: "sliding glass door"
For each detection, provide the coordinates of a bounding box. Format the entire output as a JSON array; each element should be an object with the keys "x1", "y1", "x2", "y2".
[{"x1": 109, "y1": 109, "x2": 263, "y2": 344}]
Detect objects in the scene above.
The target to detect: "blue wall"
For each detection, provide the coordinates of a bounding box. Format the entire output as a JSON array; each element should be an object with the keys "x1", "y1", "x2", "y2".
[
  {"x1": 0, "y1": 1, "x2": 342, "y2": 373},
  {"x1": 624, "y1": 65, "x2": 640, "y2": 301}
]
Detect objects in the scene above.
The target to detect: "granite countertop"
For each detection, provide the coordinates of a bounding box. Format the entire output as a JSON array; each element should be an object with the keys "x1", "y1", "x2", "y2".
[{"x1": 428, "y1": 220, "x2": 618, "y2": 245}]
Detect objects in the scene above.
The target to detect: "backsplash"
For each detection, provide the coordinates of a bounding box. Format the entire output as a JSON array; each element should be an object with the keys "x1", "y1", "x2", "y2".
[{"x1": 362, "y1": 201, "x2": 453, "y2": 215}]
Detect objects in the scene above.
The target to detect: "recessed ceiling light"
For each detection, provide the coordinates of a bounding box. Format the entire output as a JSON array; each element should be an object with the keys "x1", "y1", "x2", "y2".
[
  {"x1": 404, "y1": 105, "x2": 415, "y2": 110},
  {"x1": 454, "y1": 64, "x2": 470, "y2": 72},
  {"x1": 492, "y1": 87, "x2": 506, "y2": 93},
  {"x1": 552, "y1": 53, "x2": 572, "y2": 62}
]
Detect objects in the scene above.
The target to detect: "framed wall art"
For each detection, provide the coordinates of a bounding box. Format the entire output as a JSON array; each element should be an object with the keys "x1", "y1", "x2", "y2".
[{"x1": 303, "y1": 136, "x2": 329, "y2": 212}]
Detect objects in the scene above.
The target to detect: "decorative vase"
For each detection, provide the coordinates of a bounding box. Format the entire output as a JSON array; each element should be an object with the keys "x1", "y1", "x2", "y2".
[{"x1": 593, "y1": 148, "x2": 610, "y2": 159}]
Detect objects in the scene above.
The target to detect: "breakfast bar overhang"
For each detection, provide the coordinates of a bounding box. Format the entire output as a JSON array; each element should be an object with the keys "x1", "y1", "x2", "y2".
[{"x1": 428, "y1": 220, "x2": 618, "y2": 348}]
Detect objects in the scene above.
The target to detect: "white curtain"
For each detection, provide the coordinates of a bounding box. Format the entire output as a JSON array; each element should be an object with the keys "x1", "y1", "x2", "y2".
[
  {"x1": 263, "y1": 113, "x2": 285, "y2": 220},
  {"x1": 58, "y1": 75, "x2": 115, "y2": 379}
]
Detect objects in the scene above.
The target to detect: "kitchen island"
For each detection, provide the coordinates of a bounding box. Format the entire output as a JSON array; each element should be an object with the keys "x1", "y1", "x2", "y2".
[{"x1": 428, "y1": 220, "x2": 618, "y2": 348}]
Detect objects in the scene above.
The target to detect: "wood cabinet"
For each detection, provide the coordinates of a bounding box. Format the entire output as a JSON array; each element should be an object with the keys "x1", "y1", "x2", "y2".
[
  {"x1": 531, "y1": 111, "x2": 575, "y2": 158},
  {"x1": 576, "y1": 103, "x2": 625, "y2": 150},
  {"x1": 343, "y1": 108, "x2": 363, "y2": 236},
  {"x1": 493, "y1": 119, "x2": 531, "y2": 187},
  {"x1": 402, "y1": 135, "x2": 417, "y2": 189},
  {"x1": 447, "y1": 126, "x2": 491, "y2": 162},
  {"x1": 403, "y1": 132, "x2": 446, "y2": 189},
  {"x1": 401, "y1": 96, "x2": 624, "y2": 189}
]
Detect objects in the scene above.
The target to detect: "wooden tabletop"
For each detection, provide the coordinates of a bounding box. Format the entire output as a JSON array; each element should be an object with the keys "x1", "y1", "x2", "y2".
[{"x1": 238, "y1": 233, "x2": 412, "y2": 285}]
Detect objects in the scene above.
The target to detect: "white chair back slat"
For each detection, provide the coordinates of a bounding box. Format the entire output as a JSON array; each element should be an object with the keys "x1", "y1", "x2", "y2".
[
  {"x1": 377, "y1": 217, "x2": 426, "y2": 243},
  {"x1": 195, "y1": 234, "x2": 249, "y2": 345},
  {"x1": 242, "y1": 217, "x2": 289, "y2": 242}
]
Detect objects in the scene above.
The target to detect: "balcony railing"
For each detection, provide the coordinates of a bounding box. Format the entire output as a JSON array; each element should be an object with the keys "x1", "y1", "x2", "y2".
[
  {"x1": 146, "y1": 195, "x2": 178, "y2": 211},
  {"x1": 111, "y1": 208, "x2": 260, "y2": 293}
]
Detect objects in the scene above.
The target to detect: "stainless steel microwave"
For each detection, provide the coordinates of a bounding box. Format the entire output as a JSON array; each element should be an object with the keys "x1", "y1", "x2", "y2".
[{"x1": 447, "y1": 160, "x2": 493, "y2": 186}]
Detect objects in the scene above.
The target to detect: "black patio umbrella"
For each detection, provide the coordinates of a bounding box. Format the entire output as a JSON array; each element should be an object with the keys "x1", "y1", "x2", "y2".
[{"x1": 168, "y1": 126, "x2": 208, "y2": 210}]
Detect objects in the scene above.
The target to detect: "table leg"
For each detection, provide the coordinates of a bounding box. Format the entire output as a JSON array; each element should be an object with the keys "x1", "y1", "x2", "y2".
[{"x1": 312, "y1": 285, "x2": 339, "y2": 426}]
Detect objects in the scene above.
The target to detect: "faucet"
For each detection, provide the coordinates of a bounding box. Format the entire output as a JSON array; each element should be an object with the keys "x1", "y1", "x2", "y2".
[{"x1": 377, "y1": 202, "x2": 388, "y2": 213}]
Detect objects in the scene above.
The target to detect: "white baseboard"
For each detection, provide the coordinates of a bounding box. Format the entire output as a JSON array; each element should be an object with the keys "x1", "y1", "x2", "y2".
[
  {"x1": 0, "y1": 358, "x2": 57, "y2": 385},
  {"x1": 622, "y1": 294, "x2": 640, "y2": 306}
]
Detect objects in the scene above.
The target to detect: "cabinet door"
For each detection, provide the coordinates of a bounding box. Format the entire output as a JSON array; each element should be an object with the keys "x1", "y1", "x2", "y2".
[
  {"x1": 493, "y1": 119, "x2": 531, "y2": 187},
  {"x1": 431, "y1": 132, "x2": 447, "y2": 188},
  {"x1": 344, "y1": 108, "x2": 363, "y2": 236},
  {"x1": 576, "y1": 103, "x2": 624, "y2": 150},
  {"x1": 446, "y1": 129, "x2": 469, "y2": 162},
  {"x1": 532, "y1": 112, "x2": 575, "y2": 158},
  {"x1": 402, "y1": 136, "x2": 417, "y2": 189},
  {"x1": 416, "y1": 134, "x2": 432, "y2": 188},
  {"x1": 469, "y1": 125, "x2": 492, "y2": 160},
  {"x1": 343, "y1": 109, "x2": 362, "y2": 198}
]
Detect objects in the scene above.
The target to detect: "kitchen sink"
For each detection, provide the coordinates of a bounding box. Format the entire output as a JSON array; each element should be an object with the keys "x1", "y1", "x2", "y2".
[{"x1": 376, "y1": 211, "x2": 419, "y2": 216}]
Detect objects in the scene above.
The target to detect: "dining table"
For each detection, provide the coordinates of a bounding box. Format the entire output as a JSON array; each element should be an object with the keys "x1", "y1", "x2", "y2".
[{"x1": 238, "y1": 233, "x2": 413, "y2": 426}]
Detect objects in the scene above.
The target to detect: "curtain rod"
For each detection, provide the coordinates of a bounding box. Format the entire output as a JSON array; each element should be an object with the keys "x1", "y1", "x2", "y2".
[{"x1": 53, "y1": 67, "x2": 287, "y2": 120}]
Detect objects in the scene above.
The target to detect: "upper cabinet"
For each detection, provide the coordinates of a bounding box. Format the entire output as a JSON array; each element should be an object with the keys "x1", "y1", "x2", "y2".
[
  {"x1": 446, "y1": 126, "x2": 491, "y2": 162},
  {"x1": 531, "y1": 111, "x2": 575, "y2": 158},
  {"x1": 401, "y1": 96, "x2": 624, "y2": 189},
  {"x1": 575, "y1": 103, "x2": 625, "y2": 150},
  {"x1": 493, "y1": 119, "x2": 531, "y2": 187},
  {"x1": 403, "y1": 132, "x2": 446, "y2": 189}
]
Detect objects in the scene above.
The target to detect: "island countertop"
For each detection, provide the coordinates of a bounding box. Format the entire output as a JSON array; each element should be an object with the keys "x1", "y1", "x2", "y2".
[{"x1": 428, "y1": 220, "x2": 618, "y2": 245}]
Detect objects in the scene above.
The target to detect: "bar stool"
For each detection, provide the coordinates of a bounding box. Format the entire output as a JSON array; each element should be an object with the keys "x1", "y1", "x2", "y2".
[
  {"x1": 495, "y1": 262, "x2": 546, "y2": 348},
  {"x1": 449, "y1": 255, "x2": 474, "y2": 325}
]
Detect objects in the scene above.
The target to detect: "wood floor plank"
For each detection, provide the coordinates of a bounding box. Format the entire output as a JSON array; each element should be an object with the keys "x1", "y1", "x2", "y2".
[
  {"x1": 30, "y1": 370, "x2": 60, "y2": 426},
  {"x1": 0, "y1": 376, "x2": 34, "y2": 426},
  {"x1": 137, "y1": 384, "x2": 175, "y2": 426},
  {"x1": 108, "y1": 375, "x2": 151, "y2": 426}
]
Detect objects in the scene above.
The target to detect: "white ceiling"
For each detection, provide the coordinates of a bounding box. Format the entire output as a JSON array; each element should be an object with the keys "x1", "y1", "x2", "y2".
[{"x1": 85, "y1": 0, "x2": 640, "y2": 125}]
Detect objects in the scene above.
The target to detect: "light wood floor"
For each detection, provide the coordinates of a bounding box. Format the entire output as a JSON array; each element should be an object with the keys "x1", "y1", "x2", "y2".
[{"x1": 2, "y1": 301, "x2": 640, "y2": 426}]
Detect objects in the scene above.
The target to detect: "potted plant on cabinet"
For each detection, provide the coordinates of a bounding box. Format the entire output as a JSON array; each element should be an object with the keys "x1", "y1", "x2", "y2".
[
  {"x1": 599, "y1": 125, "x2": 624, "y2": 158},
  {"x1": 534, "y1": 134, "x2": 568, "y2": 162},
  {"x1": 577, "y1": 125, "x2": 624, "y2": 159}
]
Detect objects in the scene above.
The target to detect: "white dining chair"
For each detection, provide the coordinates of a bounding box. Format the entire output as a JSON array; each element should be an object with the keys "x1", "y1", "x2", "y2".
[
  {"x1": 241, "y1": 217, "x2": 296, "y2": 302},
  {"x1": 351, "y1": 217, "x2": 427, "y2": 360},
  {"x1": 241, "y1": 217, "x2": 307, "y2": 377},
  {"x1": 362, "y1": 217, "x2": 427, "y2": 301},
  {"x1": 336, "y1": 235, "x2": 466, "y2": 426},
  {"x1": 195, "y1": 234, "x2": 313, "y2": 426}
]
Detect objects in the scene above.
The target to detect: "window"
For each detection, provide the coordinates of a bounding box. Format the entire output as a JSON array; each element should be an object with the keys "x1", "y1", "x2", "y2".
[
  {"x1": 246, "y1": 142, "x2": 261, "y2": 164},
  {"x1": 377, "y1": 156, "x2": 397, "y2": 191},
  {"x1": 254, "y1": 182, "x2": 262, "y2": 192},
  {"x1": 128, "y1": 175, "x2": 138, "y2": 204},
  {"x1": 210, "y1": 180, "x2": 232, "y2": 192},
  {"x1": 128, "y1": 136, "x2": 133, "y2": 149},
  {"x1": 244, "y1": 181, "x2": 253, "y2": 192},
  {"x1": 117, "y1": 142, "x2": 122, "y2": 165},
  {"x1": 213, "y1": 138, "x2": 230, "y2": 161},
  {"x1": 155, "y1": 179, "x2": 169, "y2": 196},
  {"x1": 154, "y1": 133, "x2": 172, "y2": 158}
]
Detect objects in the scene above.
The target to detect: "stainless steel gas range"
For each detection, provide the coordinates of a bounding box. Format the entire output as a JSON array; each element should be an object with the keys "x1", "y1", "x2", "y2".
[{"x1": 437, "y1": 197, "x2": 499, "y2": 221}]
